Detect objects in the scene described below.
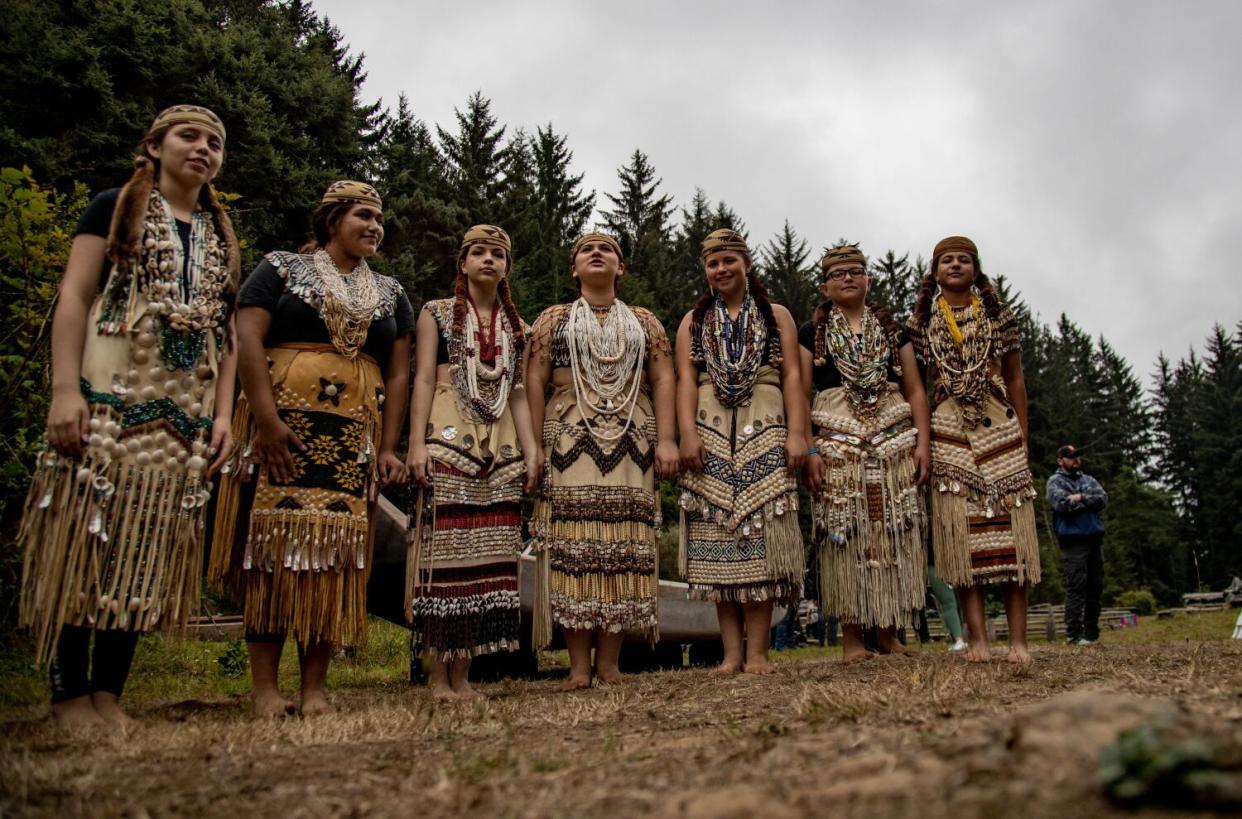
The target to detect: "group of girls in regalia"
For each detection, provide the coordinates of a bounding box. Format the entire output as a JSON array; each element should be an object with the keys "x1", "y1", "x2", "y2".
[{"x1": 18, "y1": 104, "x2": 1041, "y2": 725}]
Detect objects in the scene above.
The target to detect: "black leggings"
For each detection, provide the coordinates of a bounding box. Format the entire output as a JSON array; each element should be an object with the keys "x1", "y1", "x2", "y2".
[{"x1": 50, "y1": 625, "x2": 140, "y2": 704}]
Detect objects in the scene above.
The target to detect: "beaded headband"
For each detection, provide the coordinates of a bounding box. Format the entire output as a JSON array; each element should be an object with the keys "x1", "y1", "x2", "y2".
[
  {"x1": 148, "y1": 104, "x2": 226, "y2": 143},
  {"x1": 700, "y1": 228, "x2": 750, "y2": 260},
  {"x1": 932, "y1": 235, "x2": 978, "y2": 262},
  {"x1": 461, "y1": 224, "x2": 512, "y2": 255},
  {"x1": 821, "y1": 243, "x2": 866, "y2": 271},
  {"x1": 321, "y1": 180, "x2": 383, "y2": 210},
  {"x1": 572, "y1": 231, "x2": 623, "y2": 262}
]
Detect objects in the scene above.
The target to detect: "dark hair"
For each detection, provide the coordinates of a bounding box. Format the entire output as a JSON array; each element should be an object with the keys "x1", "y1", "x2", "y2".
[
  {"x1": 299, "y1": 201, "x2": 359, "y2": 253},
  {"x1": 690, "y1": 254, "x2": 778, "y2": 335},
  {"x1": 106, "y1": 125, "x2": 240, "y2": 310},
  {"x1": 911, "y1": 253, "x2": 1001, "y2": 328},
  {"x1": 450, "y1": 251, "x2": 526, "y2": 363}
]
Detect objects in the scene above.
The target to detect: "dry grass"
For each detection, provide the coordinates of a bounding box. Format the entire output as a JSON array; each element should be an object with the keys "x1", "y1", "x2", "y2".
[{"x1": 2, "y1": 610, "x2": 1241, "y2": 818}]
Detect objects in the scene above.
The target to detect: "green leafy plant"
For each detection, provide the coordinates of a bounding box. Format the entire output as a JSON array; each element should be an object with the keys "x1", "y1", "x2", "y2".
[
  {"x1": 1115, "y1": 589, "x2": 1159, "y2": 616},
  {"x1": 1099, "y1": 724, "x2": 1241, "y2": 808}
]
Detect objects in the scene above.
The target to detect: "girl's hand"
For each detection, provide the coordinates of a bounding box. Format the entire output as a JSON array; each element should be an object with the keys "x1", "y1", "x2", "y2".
[
  {"x1": 655, "y1": 440, "x2": 680, "y2": 479},
  {"x1": 914, "y1": 440, "x2": 931, "y2": 487},
  {"x1": 254, "y1": 417, "x2": 306, "y2": 484},
  {"x1": 785, "y1": 431, "x2": 808, "y2": 473},
  {"x1": 406, "y1": 442, "x2": 432, "y2": 487},
  {"x1": 207, "y1": 416, "x2": 234, "y2": 476},
  {"x1": 524, "y1": 450, "x2": 544, "y2": 494},
  {"x1": 377, "y1": 450, "x2": 407, "y2": 488},
  {"x1": 679, "y1": 430, "x2": 706, "y2": 473},
  {"x1": 47, "y1": 388, "x2": 90, "y2": 459},
  {"x1": 804, "y1": 452, "x2": 826, "y2": 496}
]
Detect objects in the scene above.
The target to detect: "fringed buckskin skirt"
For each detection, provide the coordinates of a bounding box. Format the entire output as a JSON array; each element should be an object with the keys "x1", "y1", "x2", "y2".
[
  {"x1": 19, "y1": 303, "x2": 223, "y2": 664},
  {"x1": 210, "y1": 343, "x2": 382, "y2": 645},
  {"x1": 928, "y1": 393, "x2": 1040, "y2": 587},
  {"x1": 530, "y1": 382, "x2": 660, "y2": 647},
  {"x1": 678, "y1": 367, "x2": 802, "y2": 605},
  {"x1": 811, "y1": 383, "x2": 925, "y2": 627},
  {"x1": 406, "y1": 382, "x2": 525, "y2": 661}
]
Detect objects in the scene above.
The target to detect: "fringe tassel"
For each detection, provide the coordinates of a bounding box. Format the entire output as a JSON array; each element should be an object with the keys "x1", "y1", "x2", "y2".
[
  {"x1": 19, "y1": 452, "x2": 203, "y2": 664},
  {"x1": 678, "y1": 506, "x2": 688, "y2": 579},
  {"x1": 930, "y1": 488, "x2": 1041, "y2": 587},
  {"x1": 762, "y1": 511, "x2": 805, "y2": 588},
  {"x1": 533, "y1": 546, "x2": 552, "y2": 650},
  {"x1": 207, "y1": 399, "x2": 252, "y2": 598},
  {"x1": 243, "y1": 511, "x2": 371, "y2": 572},
  {"x1": 404, "y1": 487, "x2": 428, "y2": 623},
  {"x1": 242, "y1": 560, "x2": 370, "y2": 646}
]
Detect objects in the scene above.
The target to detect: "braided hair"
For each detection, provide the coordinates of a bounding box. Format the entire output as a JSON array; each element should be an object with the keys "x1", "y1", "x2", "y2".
[
  {"x1": 690, "y1": 256, "x2": 779, "y2": 336},
  {"x1": 911, "y1": 252, "x2": 1001, "y2": 328},
  {"x1": 811, "y1": 299, "x2": 903, "y2": 367},
  {"x1": 450, "y1": 249, "x2": 526, "y2": 362}
]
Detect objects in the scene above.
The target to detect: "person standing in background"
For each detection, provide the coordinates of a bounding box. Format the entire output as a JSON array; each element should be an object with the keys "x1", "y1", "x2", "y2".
[{"x1": 1046, "y1": 444, "x2": 1107, "y2": 645}]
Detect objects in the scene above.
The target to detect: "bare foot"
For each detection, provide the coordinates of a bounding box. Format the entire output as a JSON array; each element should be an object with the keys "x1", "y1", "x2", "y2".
[
  {"x1": 558, "y1": 674, "x2": 592, "y2": 692},
  {"x1": 595, "y1": 668, "x2": 624, "y2": 686},
  {"x1": 451, "y1": 680, "x2": 484, "y2": 700},
  {"x1": 842, "y1": 647, "x2": 875, "y2": 665},
  {"x1": 52, "y1": 696, "x2": 105, "y2": 729},
  {"x1": 90, "y1": 692, "x2": 134, "y2": 729},
  {"x1": 430, "y1": 683, "x2": 458, "y2": 701},
  {"x1": 743, "y1": 658, "x2": 776, "y2": 675},
  {"x1": 877, "y1": 641, "x2": 917, "y2": 657},
  {"x1": 710, "y1": 660, "x2": 743, "y2": 676},
  {"x1": 964, "y1": 640, "x2": 992, "y2": 663},
  {"x1": 299, "y1": 690, "x2": 333, "y2": 716},
  {"x1": 1007, "y1": 644, "x2": 1033, "y2": 665},
  {"x1": 251, "y1": 689, "x2": 296, "y2": 718}
]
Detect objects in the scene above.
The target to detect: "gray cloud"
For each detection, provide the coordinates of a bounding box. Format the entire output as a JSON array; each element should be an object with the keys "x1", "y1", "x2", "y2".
[{"x1": 317, "y1": 0, "x2": 1241, "y2": 376}]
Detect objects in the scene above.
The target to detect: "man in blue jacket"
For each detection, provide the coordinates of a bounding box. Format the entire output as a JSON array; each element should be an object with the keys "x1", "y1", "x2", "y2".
[{"x1": 1046, "y1": 445, "x2": 1108, "y2": 645}]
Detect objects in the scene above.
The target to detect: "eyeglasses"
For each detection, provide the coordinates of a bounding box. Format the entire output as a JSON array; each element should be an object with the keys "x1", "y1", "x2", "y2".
[{"x1": 824, "y1": 267, "x2": 867, "y2": 281}]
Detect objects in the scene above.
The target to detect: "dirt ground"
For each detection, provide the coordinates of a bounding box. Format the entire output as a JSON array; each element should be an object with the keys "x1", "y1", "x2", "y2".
[{"x1": 3, "y1": 640, "x2": 1241, "y2": 818}]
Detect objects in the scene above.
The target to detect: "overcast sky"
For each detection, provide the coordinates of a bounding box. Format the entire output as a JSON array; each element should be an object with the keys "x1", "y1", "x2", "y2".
[{"x1": 312, "y1": 0, "x2": 1240, "y2": 381}]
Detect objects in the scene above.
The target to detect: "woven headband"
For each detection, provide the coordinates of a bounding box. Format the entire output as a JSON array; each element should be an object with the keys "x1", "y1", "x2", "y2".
[
  {"x1": 932, "y1": 235, "x2": 978, "y2": 262},
  {"x1": 148, "y1": 104, "x2": 226, "y2": 143},
  {"x1": 571, "y1": 231, "x2": 623, "y2": 262},
  {"x1": 820, "y1": 243, "x2": 866, "y2": 271},
  {"x1": 322, "y1": 180, "x2": 383, "y2": 211},
  {"x1": 700, "y1": 228, "x2": 750, "y2": 260}
]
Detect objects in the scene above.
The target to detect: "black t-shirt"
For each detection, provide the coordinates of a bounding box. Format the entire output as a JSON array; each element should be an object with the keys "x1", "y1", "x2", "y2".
[
  {"x1": 76, "y1": 188, "x2": 192, "y2": 291},
  {"x1": 238, "y1": 257, "x2": 415, "y2": 371},
  {"x1": 797, "y1": 318, "x2": 908, "y2": 391}
]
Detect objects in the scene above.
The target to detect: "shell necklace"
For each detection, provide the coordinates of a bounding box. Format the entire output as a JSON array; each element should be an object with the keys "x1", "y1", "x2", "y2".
[
  {"x1": 314, "y1": 249, "x2": 380, "y2": 359},
  {"x1": 566, "y1": 296, "x2": 646, "y2": 441}
]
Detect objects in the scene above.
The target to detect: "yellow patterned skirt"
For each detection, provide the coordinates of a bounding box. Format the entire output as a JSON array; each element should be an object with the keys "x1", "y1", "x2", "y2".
[
  {"x1": 678, "y1": 367, "x2": 802, "y2": 605},
  {"x1": 928, "y1": 394, "x2": 1040, "y2": 587},
  {"x1": 530, "y1": 382, "x2": 659, "y2": 647},
  {"x1": 210, "y1": 343, "x2": 382, "y2": 645},
  {"x1": 811, "y1": 384, "x2": 925, "y2": 627}
]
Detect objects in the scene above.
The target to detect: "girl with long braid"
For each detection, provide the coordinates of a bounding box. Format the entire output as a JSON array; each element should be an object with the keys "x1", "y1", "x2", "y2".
[
  {"x1": 406, "y1": 225, "x2": 540, "y2": 700},
  {"x1": 20, "y1": 105, "x2": 240, "y2": 726},
  {"x1": 798, "y1": 243, "x2": 930, "y2": 663},
  {"x1": 677, "y1": 228, "x2": 806, "y2": 675},
  {"x1": 527, "y1": 232, "x2": 679, "y2": 690},
  {"x1": 907, "y1": 236, "x2": 1039, "y2": 663}
]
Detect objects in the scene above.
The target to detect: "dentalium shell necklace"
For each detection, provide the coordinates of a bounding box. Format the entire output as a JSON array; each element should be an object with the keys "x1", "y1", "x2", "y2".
[
  {"x1": 566, "y1": 296, "x2": 646, "y2": 441},
  {"x1": 452, "y1": 298, "x2": 513, "y2": 423}
]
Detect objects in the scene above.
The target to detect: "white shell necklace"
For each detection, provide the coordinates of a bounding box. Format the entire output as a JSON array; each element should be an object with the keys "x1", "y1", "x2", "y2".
[{"x1": 566, "y1": 296, "x2": 646, "y2": 441}]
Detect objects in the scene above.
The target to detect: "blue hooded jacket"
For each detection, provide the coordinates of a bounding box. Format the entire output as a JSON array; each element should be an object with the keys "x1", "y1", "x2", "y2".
[{"x1": 1045, "y1": 468, "x2": 1107, "y2": 537}]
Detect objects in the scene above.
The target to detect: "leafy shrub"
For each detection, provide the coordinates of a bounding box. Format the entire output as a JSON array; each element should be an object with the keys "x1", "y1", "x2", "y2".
[{"x1": 1116, "y1": 589, "x2": 1158, "y2": 616}]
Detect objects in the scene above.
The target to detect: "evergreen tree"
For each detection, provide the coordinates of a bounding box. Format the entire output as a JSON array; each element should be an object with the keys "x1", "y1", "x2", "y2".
[
  {"x1": 438, "y1": 91, "x2": 509, "y2": 226},
  {"x1": 510, "y1": 124, "x2": 594, "y2": 314},
  {"x1": 758, "y1": 220, "x2": 817, "y2": 326},
  {"x1": 866, "y1": 250, "x2": 922, "y2": 323},
  {"x1": 602, "y1": 150, "x2": 674, "y2": 312}
]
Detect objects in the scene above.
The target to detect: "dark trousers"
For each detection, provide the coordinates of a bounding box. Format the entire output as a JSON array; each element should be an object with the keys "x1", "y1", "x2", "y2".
[
  {"x1": 1059, "y1": 534, "x2": 1104, "y2": 641},
  {"x1": 50, "y1": 625, "x2": 140, "y2": 704}
]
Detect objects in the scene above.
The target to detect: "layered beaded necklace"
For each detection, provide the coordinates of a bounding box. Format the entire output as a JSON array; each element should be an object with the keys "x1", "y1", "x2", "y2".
[
  {"x1": 822, "y1": 304, "x2": 889, "y2": 421},
  {"x1": 313, "y1": 249, "x2": 380, "y2": 360},
  {"x1": 928, "y1": 293, "x2": 993, "y2": 427},
  {"x1": 701, "y1": 292, "x2": 766, "y2": 407},
  {"x1": 566, "y1": 296, "x2": 646, "y2": 441},
  {"x1": 99, "y1": 189, "x2": 231, "y2": 369},
  {"x1": 450, "y1": 296, "x2": 515, "y2": 423}
]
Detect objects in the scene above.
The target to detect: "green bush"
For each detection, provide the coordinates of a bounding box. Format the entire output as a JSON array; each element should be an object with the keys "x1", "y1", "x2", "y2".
[{"x1": 1116, "y1": 589, "x2": 1159, "y2": 616}]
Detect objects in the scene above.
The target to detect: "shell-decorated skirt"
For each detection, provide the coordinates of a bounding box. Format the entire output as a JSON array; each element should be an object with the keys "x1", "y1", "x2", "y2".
[
  {"x1": 406, "y1": 383, "x2": 525, "y2": 661},
  {"x1": 210, "y1": 343, "x2": 382, "y2": 645},
  {"x1": 928, "y1": 394, "x2": 1040, "y2": 587},
  {"x1": 19, "y1": 305, "x2": 222, "y2": 664},
  {"x1": 811, "y1": 383, "x2": 925, "y2": 627},
  {"x1": 530, "y1": 383, "x2": 660, "y2": 646},
  {"x1": 678, "y1": 367, "x2": 803, "y2": 605}
]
